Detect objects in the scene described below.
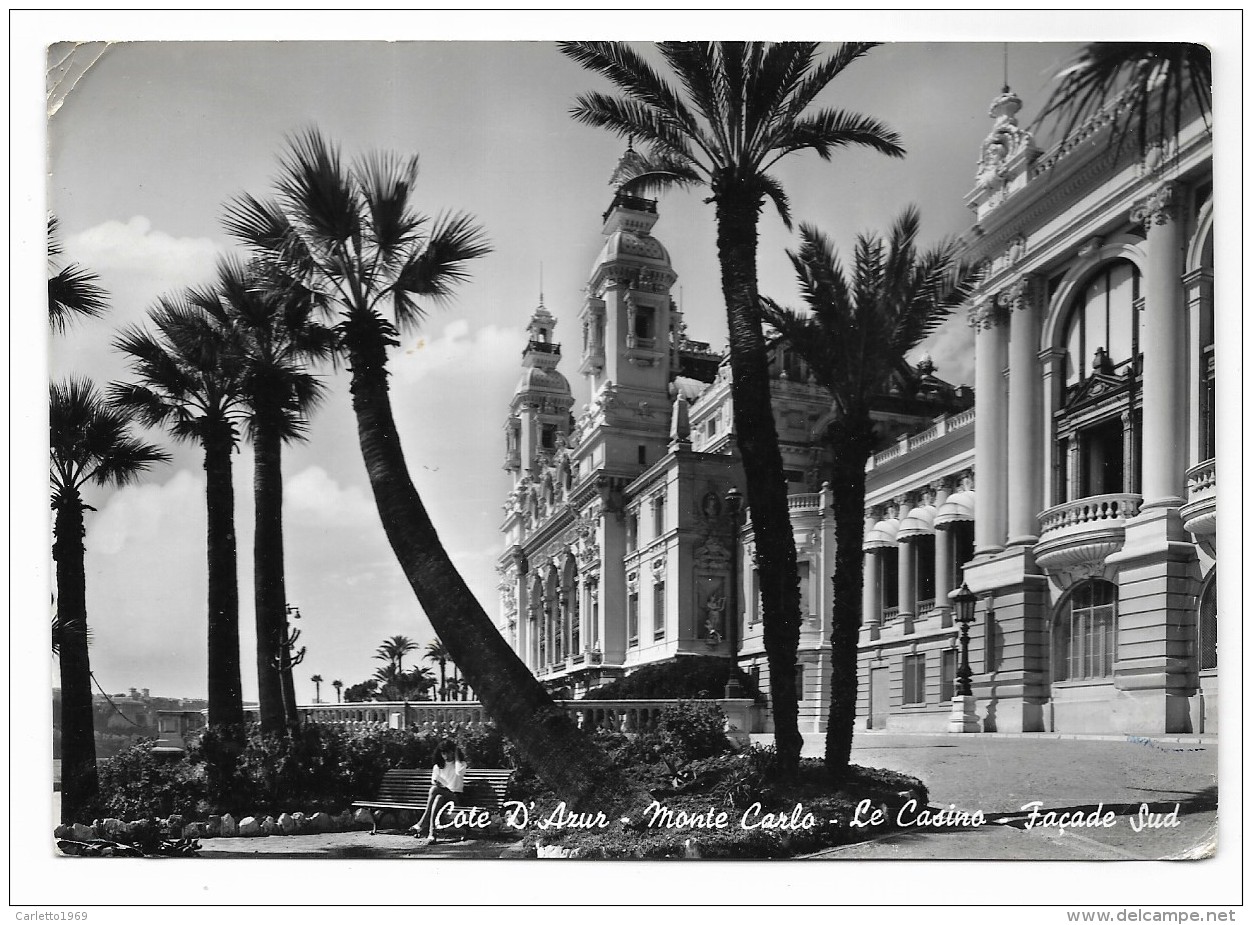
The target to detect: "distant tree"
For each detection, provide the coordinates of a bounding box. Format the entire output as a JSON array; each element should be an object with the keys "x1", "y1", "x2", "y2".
[
  {"x1": 332, "y1": 679, "x2": 343, "y2": 703},
  {"x1": 310, "y1": 674, "x2": 324, "y2": 703},
  {"x1": 51, "y1": 379, "x2": 167, "y2": 821},
  {"x1": 761, "y1": 209, "x2": 972, "y2": 781},
  {"x1": 424, "y1": 639, "x2": 451, "y2": 700},
  {"x1": 343, "y1": 680, "x2": 379, "y2": 703},
  {"x1": 375, "y1": 635, "x2": 419, "y2": 676}
]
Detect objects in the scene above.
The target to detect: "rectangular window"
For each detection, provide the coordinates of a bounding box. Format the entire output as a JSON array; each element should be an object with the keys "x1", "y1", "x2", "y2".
[
  {"x1": 541, "y1": 424, "x2": 556, "y2": 450},
  {"x1": 940, "y1": 649, "x2": 957, "y2": 702},
  {"x1": 797, "y1": 560, "x2": 811, "y2": 617},
  {"x1": 626, "y1": 513, "x2": 638, "y2": 551},
  {"x1": 653, "y1": 494, "x2": 665, "y2": 537},
  {"x1": 749, "y1": 568, "x2": 761, "y2": 624},
  {"x1": 653, "y1": 580, "x2": 666, "y2": 640},
  {"x1": 903, "y1": 654, "x2": 926, "y2": 705},
  {"x1": 628, "y1": 591, "x2": 639, "y2": 645},
  {"x1": 794, "y1": 664, "x2": 805, "y2": 701},
  {"x1": 637, "y1": 445, "x2": 647, "y2": 466}
]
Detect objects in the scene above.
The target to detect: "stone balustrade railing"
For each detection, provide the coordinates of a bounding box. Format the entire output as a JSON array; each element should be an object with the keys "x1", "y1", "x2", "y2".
[
  {"x1": 787, "y1": 493, "x2": 820, "y2": 511},
  {"x1": 1038, "y1": 493, "x2": 1143, "y2": 536},
  {"x1": 865, "y1": 408, "x2": 975, "y2": 472},
  {"x1": 1186, "y1": 458, "x2": 1216, "y2": 495},
  {"x1": 880, "y1": 606, "x2": 900, "y2": 626},
  {"x1": 301, "y1": 698, "x2": 762, "y2": 735}
]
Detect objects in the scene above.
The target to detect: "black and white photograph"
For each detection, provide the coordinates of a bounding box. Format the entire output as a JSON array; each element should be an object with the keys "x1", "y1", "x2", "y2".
[{"x1": 16, "y1": 8, "x2": 1240, "y2": 917}]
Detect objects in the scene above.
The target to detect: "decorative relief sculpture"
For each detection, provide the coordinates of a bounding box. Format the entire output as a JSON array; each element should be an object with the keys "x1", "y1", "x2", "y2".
[{"x1": 1130, "y1": 181, "x2": 1177, "y2": 227}]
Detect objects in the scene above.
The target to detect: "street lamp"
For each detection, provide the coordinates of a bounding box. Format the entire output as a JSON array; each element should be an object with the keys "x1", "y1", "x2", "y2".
[
  {"x1": 723, "y1": 486, "x2": 745, "y2": 699},
  {"x1": 947, "y1": 582, "x2": 980, "y2": 732}
]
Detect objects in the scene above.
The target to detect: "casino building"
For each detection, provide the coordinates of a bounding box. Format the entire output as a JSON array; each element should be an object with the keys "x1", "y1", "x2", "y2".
[{"x1": 496, "y1": 86, "x2": 1216, "y2": 736}]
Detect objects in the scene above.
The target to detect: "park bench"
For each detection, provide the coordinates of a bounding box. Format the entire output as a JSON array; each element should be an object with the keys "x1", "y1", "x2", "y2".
[{"x1": 352, "y1": 768, "x2": 513, "y2": 837}]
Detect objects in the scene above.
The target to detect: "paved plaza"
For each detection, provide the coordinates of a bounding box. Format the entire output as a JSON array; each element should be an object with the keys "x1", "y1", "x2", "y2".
[{"x1": 802, "y1": 731, "x2": 1218, "y2": 860}]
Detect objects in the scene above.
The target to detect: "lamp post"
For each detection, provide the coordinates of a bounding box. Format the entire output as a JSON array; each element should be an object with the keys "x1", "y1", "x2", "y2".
[
  {"x1": 275, "y1": 604, "x2": 307, "y2": 730},
  {"x1": 723, "y1": 486, "x2": 745, "y2": 699},
  {"x1": 947, "y1": 582, "x2": 980, "y2": 732}
]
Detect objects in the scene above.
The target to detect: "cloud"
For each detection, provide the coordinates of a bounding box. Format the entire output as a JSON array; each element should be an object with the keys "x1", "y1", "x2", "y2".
[
  {"x1": 285, "y1": 465, "x2": 377, "y2": 529},
  {"x1": 391, "y1": 319, "x2": 524, "y2": 386},
  {"x1": 914, "y1": 314, "x2": 976, "y2": 388},
  {"x1": 66, "y1": 216, "x2": 222, "y2": 281}
]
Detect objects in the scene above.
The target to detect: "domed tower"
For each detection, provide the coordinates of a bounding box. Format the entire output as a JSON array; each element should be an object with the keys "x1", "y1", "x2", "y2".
[
  {"x1": 578, "y1": 147, "x2": 679, "y2": 398},
  {"x1": 505, "y1": 298, "x2": 574, "y2": 482}
]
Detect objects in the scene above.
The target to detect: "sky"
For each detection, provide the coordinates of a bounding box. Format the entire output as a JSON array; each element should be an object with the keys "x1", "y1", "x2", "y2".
[{"x1": 30, "y1": 18, "x2": 1217, "y2": 705}]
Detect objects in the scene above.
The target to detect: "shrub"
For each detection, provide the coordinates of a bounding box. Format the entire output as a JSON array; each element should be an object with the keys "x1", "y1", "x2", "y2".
[
  {"x1": 95, "y1": 739, "x2": 207, "y2": 820},
  {"x1": 657, "y1": 701, "x2": 730, "y2": 764},
  {"x1": 581, "y1": 656, "x2": 758, "y2": 701}
]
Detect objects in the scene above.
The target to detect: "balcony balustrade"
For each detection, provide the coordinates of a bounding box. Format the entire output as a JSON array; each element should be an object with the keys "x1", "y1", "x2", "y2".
[
  {"x1": 1034, "y1": 493, "x2": 1143, "y2": 583},
  {"x1": 1180, "y1": 459, "x2": 1216, "y2": 556}
]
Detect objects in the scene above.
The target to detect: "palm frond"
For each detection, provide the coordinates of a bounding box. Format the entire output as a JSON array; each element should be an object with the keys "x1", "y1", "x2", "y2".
[
  {"x1": 570, "y1": 92, "x2": 706, "y2": 165},
  {"x1": 767, "y1": 107, "x2": 905, "y2": 166},
  {"x1": 782, "y1": 42, "x2": 880, "y2": 122},
  {"x1": 558, "y1": 41, "x2": 702, "y2": 139},
  {"x1": 756, "y1": 172, "x2": 793, "y2": 229},
  {"x1": 49, "y1": 264, "x2": 109, "y2": 333},
  {"x1": 353, "y1": 149, "x2": 423, "y2": 260},
  {"x1": 274, "y1": 128, "x2": 363, "y2": 253},
  {"x1": 609, "y1": 148, "x2": 702, "y2": 198},
  {"x1": 392, "y1": 212, "x2": 491, "y2": 330},
  {"x1": 50, "y1": 378, "x2": 168, "y2": 494},
  {"x1": 1034, "y1": 42, "x2": 1212, "y2": 159}
]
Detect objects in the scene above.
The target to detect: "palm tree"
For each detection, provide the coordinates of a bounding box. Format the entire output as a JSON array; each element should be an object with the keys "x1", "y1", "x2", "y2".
[
  {"x1": 1034, "y1": 43, "x2": 1211, "y2": 159},
  {"x1": 760, "y1": 209, "x2": 972, "y2": 781},
  {"x1": 111, "y1": 295, "x2": 250, "y2": 736},
  {"x1": 559, "y1": 41, "x2": 904, "y2": 776},
  {"x1": 48, "y1": 216, "x2": 108, "y2": 333},
  {"x1": 310, "y1": 674, "x2": 324, "y2": 703},
  {"x1": 220, "y1": 258, "x2": 334, "y2": 735},
  {"x1": 375, "y1": 634, "x2": 419, "y2": 676},
  {"x1": 423, "y1": 639, "x2": 450, "y2": 700},
  {"x1": 332, "y1": 679, "x2": 343, "y2": 703},
  {"x1": 51, "y1": 379, "x2": 168, "y2": 821},
  {"x1": 225, "y1": 128, "x2": 650, "y2": 812}
]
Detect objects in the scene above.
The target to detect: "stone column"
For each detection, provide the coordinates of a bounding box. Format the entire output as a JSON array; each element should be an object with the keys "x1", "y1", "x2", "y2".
[
  {"x1": 897, "y1": 539, "x2": 916, "y2": 632},
  {"x1": 934, "y1": 526, "x2": 953, "y2": 627},
  {"x1": 1131, "y1": 182, "x2": 1187, "y2": 509},
  {"x1": 1067, "y1": 438, "x2": 1081, "y2": 503},
  {"x1": 971, "y1": 298, "x2": 1009, "y2": 553},
  {"x1": 1006, "y1": 277, "x2": 1043, "y2": 545},
  {"x1": 1183, "y1": 267, "x2": 1214, "y2": 466},
  {"x1": 515, "y1": 575, "x2": 530, "y2": 670},
  {"x1": 863, "y1": 549, "x2": 881, "y2": 637},
  {"x1": 1038, "y1": 347, "x2": 1066, "y2": 505}
]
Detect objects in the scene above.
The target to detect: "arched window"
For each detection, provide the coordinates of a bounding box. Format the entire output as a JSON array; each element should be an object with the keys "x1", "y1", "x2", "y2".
[
  {"x1": 1053, "y1": 580, "x2": 1118, "y2": 681},
  {"x1": 1197, "y1": 576, "x2": 1217, "y2": 672},
  {"x1": 1062, "y1": 260, "x2": 1142, "y2": 387}
]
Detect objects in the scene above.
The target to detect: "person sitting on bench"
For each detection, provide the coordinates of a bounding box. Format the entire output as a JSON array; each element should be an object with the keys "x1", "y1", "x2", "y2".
[{"x1": 410, "y1": 738, "x2": 468, "y2": 844}]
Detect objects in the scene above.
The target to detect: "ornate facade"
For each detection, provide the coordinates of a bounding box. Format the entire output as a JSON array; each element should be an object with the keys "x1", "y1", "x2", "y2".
[
  {"x1": 857, "y1": 88, "x2": 1216, "y2": 734},
  {"x1": 498, "y1": 86, "x2": 1216, "y2": 738}
]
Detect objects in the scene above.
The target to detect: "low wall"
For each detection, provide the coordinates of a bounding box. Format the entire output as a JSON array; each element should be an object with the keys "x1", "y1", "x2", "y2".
[{"x1": 300, "y1": 699, "x2": 764, "y2": 735}]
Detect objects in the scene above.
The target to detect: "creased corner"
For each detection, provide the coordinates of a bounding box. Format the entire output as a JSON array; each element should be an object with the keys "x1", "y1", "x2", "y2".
[{"x1": 47, "y1": 41, "x2": 111, "y2": 119}]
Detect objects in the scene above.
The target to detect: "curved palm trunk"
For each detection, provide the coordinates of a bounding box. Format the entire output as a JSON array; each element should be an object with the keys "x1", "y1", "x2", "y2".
[
  {"x1": 204, "y1": 428, "x2": 245, "y2": 734},
  {"x1": 438, "y1": 662, "x2": 447, "y2": 701},
  {"x1": 252, "y1": 422, "x2": 288, "y2": 735},
  {"x1": 344, "y1": 320, "x2": 649, "y2": 812},
  {"x1": 823, "y1": 414, "x2": 874, "y2": 780},
  {"x1": 54, "y1": 496, "x2": 97, "y2": 823},
  {"x1": 715, "y1": 193, "x2": 803, "y2": 777}
]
